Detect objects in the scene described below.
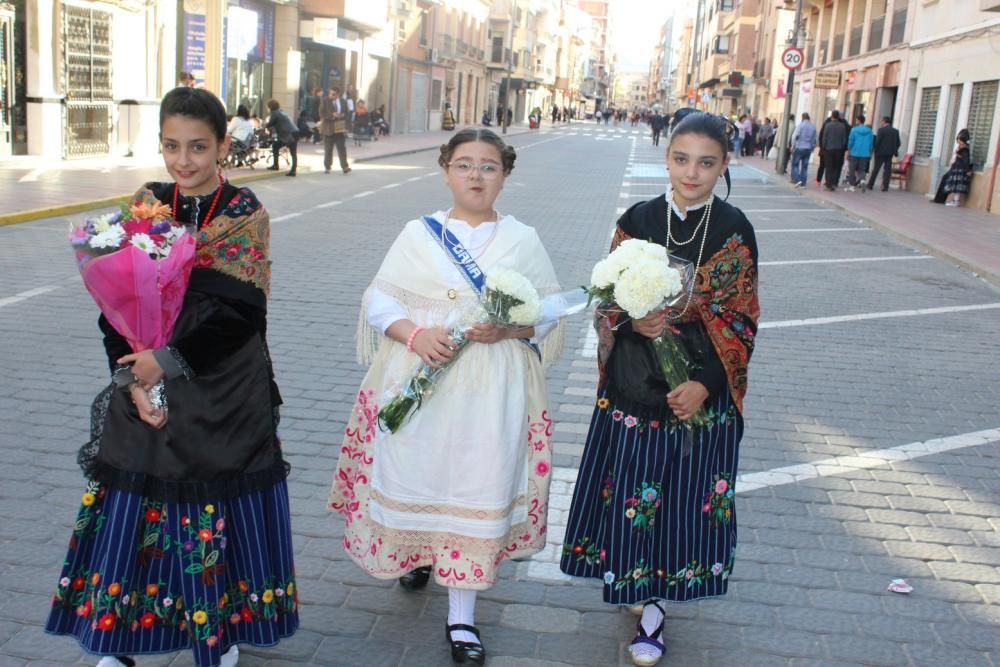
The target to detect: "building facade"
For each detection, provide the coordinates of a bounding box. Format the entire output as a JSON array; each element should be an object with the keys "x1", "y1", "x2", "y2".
[{"x1": 787, "y1": 0, "x2": 999, "y2": 212}]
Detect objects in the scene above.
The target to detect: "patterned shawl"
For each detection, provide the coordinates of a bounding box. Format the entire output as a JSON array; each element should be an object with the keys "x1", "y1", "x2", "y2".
[{"x1": 596, "y1": 196, "x2": 759, "y2": 412}]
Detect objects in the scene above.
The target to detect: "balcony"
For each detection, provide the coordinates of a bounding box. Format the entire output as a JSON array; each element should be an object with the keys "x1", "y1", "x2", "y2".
[{"x1": 299, "y1": 0, "x2": 387, "y2": 35}]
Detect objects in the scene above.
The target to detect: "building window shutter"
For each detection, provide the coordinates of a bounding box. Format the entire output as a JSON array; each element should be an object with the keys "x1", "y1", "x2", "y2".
[
  {"x1": 914, "y1": 87, "x2": 940, "y2": 159},
  {"x1": 967, "y1": 80, "x2": 998, "y2": 171}
]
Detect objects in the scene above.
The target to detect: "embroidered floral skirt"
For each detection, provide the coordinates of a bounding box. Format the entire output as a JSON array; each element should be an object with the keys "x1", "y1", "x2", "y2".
[
  {"x1": 559, "y1": 387, "x2": 743, "y2": 605},
  {"x1": 45, "y1": 480, "x2": 298, "y2": 667},
  {"x1": 329, "y1": 340, "x2": 553, "y2": 590}
]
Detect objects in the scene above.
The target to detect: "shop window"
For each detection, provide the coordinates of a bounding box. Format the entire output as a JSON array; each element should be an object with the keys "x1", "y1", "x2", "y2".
[
  {"x1": 914, "y1": 87, "x2": 940, "y2": 159},
  {"x1": 967, "y1": 80, "x2": 998, "y2": 170}
]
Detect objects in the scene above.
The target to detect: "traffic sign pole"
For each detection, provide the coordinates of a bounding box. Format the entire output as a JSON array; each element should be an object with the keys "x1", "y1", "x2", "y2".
[{"x1": 777, "y1": 0, "x2": 805, "y2": 176}]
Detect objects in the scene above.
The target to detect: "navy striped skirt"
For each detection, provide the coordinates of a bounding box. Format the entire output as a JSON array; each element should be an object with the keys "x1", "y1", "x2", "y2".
[
  {"x1": 559, "y1": 387, "x2": 743, "y2": 605},
  {"x1": 45, "y1": 480, "x2": 298, "y2": 666}
]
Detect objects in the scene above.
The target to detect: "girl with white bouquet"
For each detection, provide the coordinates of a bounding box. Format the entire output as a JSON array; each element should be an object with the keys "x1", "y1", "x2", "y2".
[
  {"x1": 559, "y1": 112, "x2": 760, "y2": 666},
  {"x1": 328, "y1": 129, "x2": 565, "y2": 664}
]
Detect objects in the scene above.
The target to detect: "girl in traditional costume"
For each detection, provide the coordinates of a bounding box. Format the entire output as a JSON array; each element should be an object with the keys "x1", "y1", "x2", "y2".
[
  {"x1": 559, "y1": 112, "x2": 759, "y2": 666},
  {"x1": 46, "y1": 87, "x2": 298, "y2": 667},
  {"x1": 328, "y1": 128, "x2": 564, "y2": 664}
]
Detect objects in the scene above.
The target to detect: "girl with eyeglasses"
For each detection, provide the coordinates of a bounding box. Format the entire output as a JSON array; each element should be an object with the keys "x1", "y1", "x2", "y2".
[{"x1": 328, "y1": 128, "x2": 565, "y2": 664}]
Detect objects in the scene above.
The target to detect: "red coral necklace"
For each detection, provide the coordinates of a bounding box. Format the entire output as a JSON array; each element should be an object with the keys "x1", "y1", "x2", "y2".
[{"x1": 172, "y1": 173, "x2": 225, "y2": 228}]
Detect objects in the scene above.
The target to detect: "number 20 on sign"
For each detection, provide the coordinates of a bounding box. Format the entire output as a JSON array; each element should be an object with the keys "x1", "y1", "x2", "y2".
[{"x1": 782, "y1": 47, "x2": 804, "y2": 70}]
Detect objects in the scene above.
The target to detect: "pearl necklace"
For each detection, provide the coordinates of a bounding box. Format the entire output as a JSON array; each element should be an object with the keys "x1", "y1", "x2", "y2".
[
  {"x1": 666, "y1": 193, "x2": 712, "y2": 246},
  {"x1": 665, "y1": 194, "x2": 712, "y2": 321},
  {"x1": 441, "y1": 208, "x2": 500, "y2": 262}
]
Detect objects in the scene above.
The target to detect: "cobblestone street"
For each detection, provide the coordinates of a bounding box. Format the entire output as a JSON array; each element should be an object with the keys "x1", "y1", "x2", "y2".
[{"x1": 1, "y1": 124, "x2": 998, "y2": 666}]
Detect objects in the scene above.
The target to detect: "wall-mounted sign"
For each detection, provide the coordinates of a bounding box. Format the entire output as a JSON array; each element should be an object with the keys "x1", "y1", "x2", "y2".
[{"x1": 814, "y1": 70, "x2": 842, "y2": 89}]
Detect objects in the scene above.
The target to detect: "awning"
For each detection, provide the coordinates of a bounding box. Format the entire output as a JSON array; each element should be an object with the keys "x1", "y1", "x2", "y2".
[{"x1": 698, "y1": 77, "x2": 720, "y2": 89}]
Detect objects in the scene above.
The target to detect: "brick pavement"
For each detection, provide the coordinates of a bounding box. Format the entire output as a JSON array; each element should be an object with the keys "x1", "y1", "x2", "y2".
[{"x1": 0, "y1": 123, "x2": 998, "y2": 666}]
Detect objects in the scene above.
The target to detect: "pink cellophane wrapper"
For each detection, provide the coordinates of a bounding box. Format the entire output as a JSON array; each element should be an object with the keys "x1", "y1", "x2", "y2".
[{"x1": 77, "y1": 235, "x2": 197, "y2": 352}]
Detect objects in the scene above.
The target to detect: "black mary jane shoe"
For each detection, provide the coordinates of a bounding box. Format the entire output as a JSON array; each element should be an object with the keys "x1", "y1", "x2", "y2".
[
  {"x1": 446, "y1": 623, "x2": 486, "y2": 664},
  {"x1": 398, "y1": 565, "x2": 432, "y2": 591}
]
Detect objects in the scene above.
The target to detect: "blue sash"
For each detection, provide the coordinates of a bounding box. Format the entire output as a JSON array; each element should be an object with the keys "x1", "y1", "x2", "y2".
[
  {"x1": 421, "y1": 215, "x2": 486, "y2": 296},
  {"x1": 420, "y1": 215, "x2": 540, "y2": 359}
]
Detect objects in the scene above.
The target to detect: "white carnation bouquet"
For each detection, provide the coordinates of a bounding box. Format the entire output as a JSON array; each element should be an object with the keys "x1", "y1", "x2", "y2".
[
  {"x1": 378, "y1": 268, "x2": 543, "y2": 433},
  {"x1": 586, "y1": 239, "x2": 711, "y2": 429}
]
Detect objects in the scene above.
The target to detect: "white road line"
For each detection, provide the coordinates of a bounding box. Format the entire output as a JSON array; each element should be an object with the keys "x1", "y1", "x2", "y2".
[
  {"x1": 382, "y1": 183, "x2": 400, "y2": 189},
  {"x1": 0, "y1": 285, "x2": 61, "y2": 309},
  {"x1": 314, "y1": 200, "x2": 342, "y2": 208},
  {"x1": 517, "y1": 136, "x2": 569, "y2": 150},
  {"x1": 270, "y1": 212, "x2": 303, "y2": 222},
  {"x1": 760, "y1": 302, "x2": 1000, "y2": 329},
  {"x1": 756, "y1": 227, "x2": 870, "y2": 233},
  {"x1": 737, "y1": 428, "x2": 1000, "y2": 492},
  {"x1": 353, "y1": 190, "x2": 374, "y2": 198},
  {"x1": 521, "y1": 427, "x2": 1000, "y2": 582},
  {"x1": 760, "y1": 255, "x2": 931, "y2": 266},
  {"x1": 740, "y1": 208, "x2": 829, "y2": 213},
  {"x1": 407, "y1": 176, "x2": 422, "y2": 182}
]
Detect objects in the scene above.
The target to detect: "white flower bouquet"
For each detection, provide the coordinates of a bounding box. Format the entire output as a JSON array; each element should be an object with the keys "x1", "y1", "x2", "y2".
[
  {"x1": 586, "y1": 239, "x2": 711, "y2": 429},
  {"x1": 377, "y1": 268, "x2": 543, "y2": 433}
]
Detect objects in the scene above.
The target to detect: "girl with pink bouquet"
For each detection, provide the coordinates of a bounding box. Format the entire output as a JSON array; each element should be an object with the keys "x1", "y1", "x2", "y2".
[{"x1": 45, "y1": 87, "x2": 298, "y2": 667}]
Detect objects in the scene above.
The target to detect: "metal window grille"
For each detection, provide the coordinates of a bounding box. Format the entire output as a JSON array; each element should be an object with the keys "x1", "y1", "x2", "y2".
[
  {"x1": 61, "y1": 4, "x2": 112, "y2": 158},
  {"x1": 967, "y1": 80, "x2": 998, "y2": 171},
  {"x1": 914, "y1": 87, "x2": 940, "y2": 159}
]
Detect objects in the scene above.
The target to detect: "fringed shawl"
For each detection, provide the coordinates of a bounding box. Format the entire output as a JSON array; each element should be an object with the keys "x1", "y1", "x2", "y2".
[
  {"x1": 356, "y1": 215, "x2": 565, "y2": 368},
  {"x1": 596, "y1": 195, "x2": 759, "y2": 412}
]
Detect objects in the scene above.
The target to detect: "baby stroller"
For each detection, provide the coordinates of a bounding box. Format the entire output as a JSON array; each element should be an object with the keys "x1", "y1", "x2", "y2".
[{"x1": 224, "y1": 131, "x2": 261, "y2": 168}]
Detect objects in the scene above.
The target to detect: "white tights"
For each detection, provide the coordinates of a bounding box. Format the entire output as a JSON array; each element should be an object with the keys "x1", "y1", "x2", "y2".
[{"x1": 447, "y1": 587, "x2": 479, "y2": 644}]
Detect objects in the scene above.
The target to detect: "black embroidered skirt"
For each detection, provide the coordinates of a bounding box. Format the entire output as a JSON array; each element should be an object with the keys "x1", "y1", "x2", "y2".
[{"x1": 559, "y1": 386, "x2": 743, "y2": 604}]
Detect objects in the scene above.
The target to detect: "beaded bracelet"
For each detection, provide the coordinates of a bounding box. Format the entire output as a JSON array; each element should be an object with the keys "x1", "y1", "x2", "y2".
[{"x1": 405, "y1": 326, "x2": 425, "y2": 352}]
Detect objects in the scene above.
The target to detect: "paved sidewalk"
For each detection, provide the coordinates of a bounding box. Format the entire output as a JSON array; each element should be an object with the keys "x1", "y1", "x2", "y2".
[
  {"x1": 0, "y1": 125, "x2": 533, "y2": 225},
  {"x1": 739, "y1": 154, "x2": 1000, "y2": 287}
]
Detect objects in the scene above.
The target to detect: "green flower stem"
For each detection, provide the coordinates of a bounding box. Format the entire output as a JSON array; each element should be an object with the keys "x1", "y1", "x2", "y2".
[{"x1": 650, "y1": 332, "x2": 712, "y2": 429}]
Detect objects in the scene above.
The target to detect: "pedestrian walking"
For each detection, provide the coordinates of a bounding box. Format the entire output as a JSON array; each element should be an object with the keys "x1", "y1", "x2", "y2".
[
  {"x1": 758, "y1": 117, "x2": 774, "y2": 158},
  {"x1": 846, "y1": 114, "x2": 874, "y2": 191},
  {"x1": 559, "y1": 112, "x2": 759, "y2": 667},
  {"x1": 265, "y1": 98, "x2": 298, "y2": 176},
  {"x1": 731, "y1": 114, "x2": 746, "y2": 159},
  {"x1": 650, "y1": 111, "x2": 665, "y2": 147},
  {"x1": 319, "y1": 87, "x2": 351, "y2": 174},
  {"x1": 790, "y1": 112, "x2": 817, "y2": 188},
  {"x1": 45, "y1": 86, "x2": 299, "y2": 667},
  {"x1": 867, "y1": 116, "x2": 901, "y2": 192},
  {"x1": 303, "y1": 87, "x2": 323, "y2": 143},
  {"x1": 328, "y1": 128, "x2": 566, "y2": 666},
  {"x1": 821, "y1": 109, "x2": 849, "y2": 191},
  {"x1": 933, "y1": 129, "x2": 973, "y2": 206}
]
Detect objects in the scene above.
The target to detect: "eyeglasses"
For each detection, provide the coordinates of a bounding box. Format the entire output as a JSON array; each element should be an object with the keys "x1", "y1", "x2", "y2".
[{"x1": 448, "y1": 160, "x2": 502, "y2": 179}]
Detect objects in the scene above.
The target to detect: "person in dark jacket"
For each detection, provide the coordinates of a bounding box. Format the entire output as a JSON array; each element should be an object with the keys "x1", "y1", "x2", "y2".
[
  {"x1": 820, "y1": 110, "x2": 849, "y2": 191},
  {"x1": 867, "y1": 117, "x2": 902, "y2": 192},
  {"x1": 266, "y1": 99, "x2": 298, "y2": 176},
  {"x1": 650, "y1": 111, "x2": 665, "y2": 146}
]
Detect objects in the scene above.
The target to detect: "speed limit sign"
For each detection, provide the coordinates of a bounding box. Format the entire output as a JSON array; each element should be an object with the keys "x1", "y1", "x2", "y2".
[{"x1": 782, "y1": 47, "x2": 804, "y2": 71}]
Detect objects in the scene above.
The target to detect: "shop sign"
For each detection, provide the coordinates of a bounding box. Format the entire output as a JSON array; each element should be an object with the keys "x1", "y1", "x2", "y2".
[{"x1": 814, "y1": 70, "x2": 842, "y2": 88}]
